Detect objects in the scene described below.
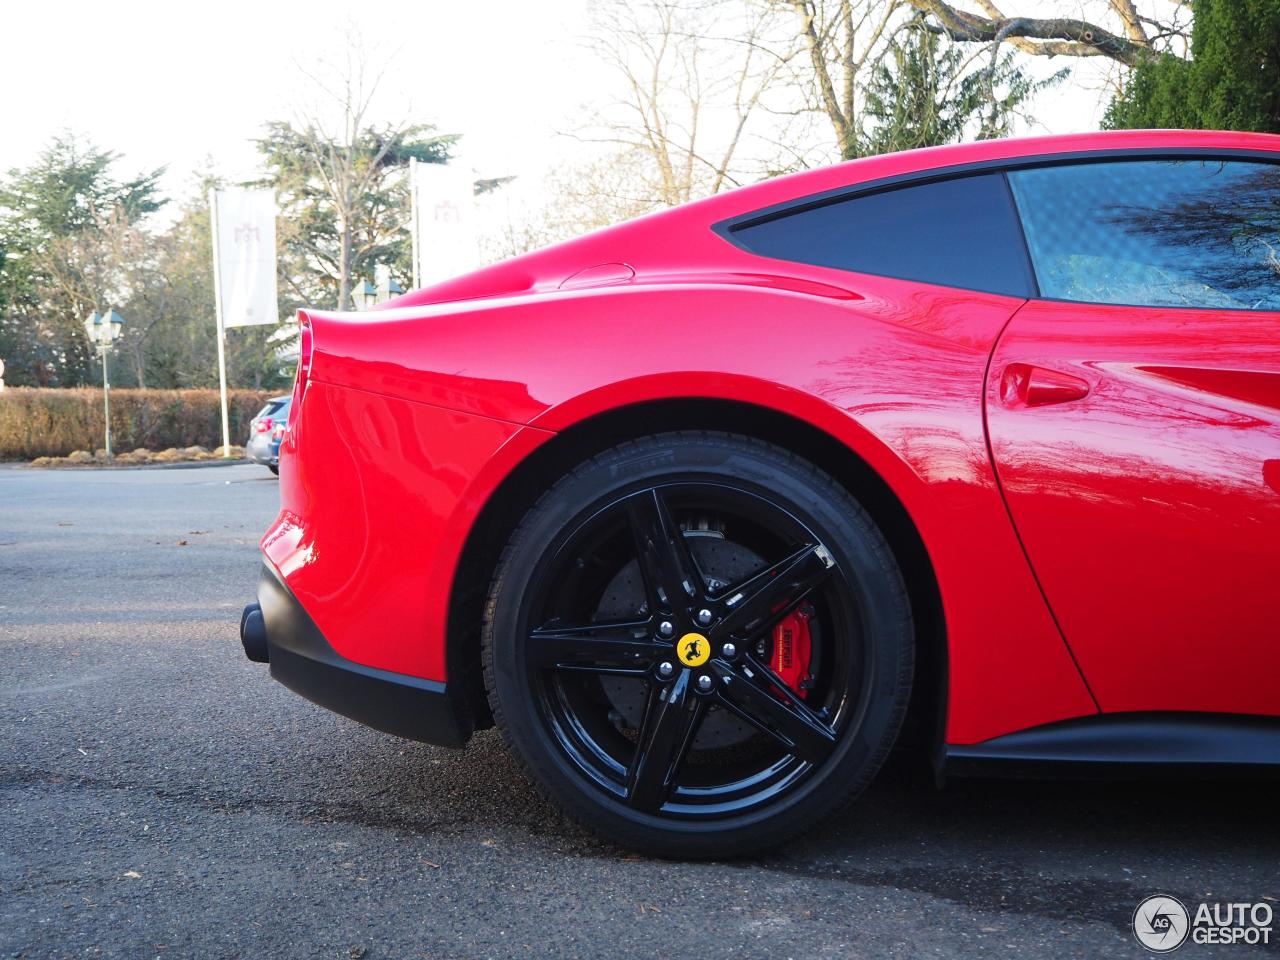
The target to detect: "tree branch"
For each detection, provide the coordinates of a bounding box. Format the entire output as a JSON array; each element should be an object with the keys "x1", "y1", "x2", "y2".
[
  {"x1": 1109, "y1": 0, "x2": 1150, "y2": 44},
  {"x1": 905, "y1": 0, "x2": 1154, "y2": 65}
]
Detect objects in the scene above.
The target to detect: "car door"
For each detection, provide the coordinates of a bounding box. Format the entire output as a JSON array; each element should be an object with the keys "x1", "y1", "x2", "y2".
[{"x1": 986, "y1": 156, "x2": 1280, "y2": 716}]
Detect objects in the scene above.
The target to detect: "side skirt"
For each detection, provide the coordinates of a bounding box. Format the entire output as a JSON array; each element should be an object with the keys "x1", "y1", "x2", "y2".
[{"x1": 944, "y1": 712, "x2": 1280, "y2": 780}]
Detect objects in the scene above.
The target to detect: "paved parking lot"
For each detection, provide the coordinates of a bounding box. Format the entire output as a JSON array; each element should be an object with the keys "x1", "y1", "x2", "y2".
[{"x1": 1, "y1": 462, "x2": 1275, "y2": 959}]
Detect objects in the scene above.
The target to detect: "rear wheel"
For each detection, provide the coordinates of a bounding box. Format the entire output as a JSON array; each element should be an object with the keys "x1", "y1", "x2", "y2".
[{"x1": 483, "y1": 432, "x2": 913, "y2": 857}]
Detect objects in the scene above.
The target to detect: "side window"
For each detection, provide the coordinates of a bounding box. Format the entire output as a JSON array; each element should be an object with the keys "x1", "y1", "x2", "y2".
[
  {"x1": 727, "y1": 173, "x2": 1035, "y2": 297},
  {"x1": 1008, "y1": 159, "x2": 1280, "y2": 311}
]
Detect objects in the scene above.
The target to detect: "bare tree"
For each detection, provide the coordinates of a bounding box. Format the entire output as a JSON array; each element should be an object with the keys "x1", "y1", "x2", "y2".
[
  {"x1": 579, "y1": 0, "x2": 797, "y2": 207},
  {"x1": 478, "y1": 150, "x2": 673, "y2": 262},
  {"x1": 782, "y1": 0, "x2": 907, "y2": 160},
  {"x1": 773, "y1": 0, "x2": 1193, "y2": 162}
]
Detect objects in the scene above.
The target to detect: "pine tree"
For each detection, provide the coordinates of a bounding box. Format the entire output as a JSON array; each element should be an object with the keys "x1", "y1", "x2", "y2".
[
  {"x1": 0, "y1": 136, "x2": 164, "y2": 386},
  {"x1": 860, "y1": 20, "x2": 1063, "y2": 157},
  {"x1": 1106, "y1": 0, "x2": 1280, "y2": 132},
  {"x1": 256, "y1": 122, "x2": 453, "y2": 311}
]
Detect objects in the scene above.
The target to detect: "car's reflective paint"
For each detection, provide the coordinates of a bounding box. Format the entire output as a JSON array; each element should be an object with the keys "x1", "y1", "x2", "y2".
[
  {"x1": 988, "y1": 298, "x2": 1280, "y2": 716},
  {"x1": 267, "y1": 381, "x2": 551, "y2": 680},
  {"x1": 264, "y1": 130, "x2": 1279, "y2": 747}
]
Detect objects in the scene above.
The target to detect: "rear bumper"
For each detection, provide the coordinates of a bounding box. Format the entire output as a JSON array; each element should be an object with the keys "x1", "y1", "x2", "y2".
[
  {"x1": 242, "y1": 562, "x2": 472, "y2": 748},
  {"x1": 244, "y1": 436, "x2": 280, "y2": 466}
]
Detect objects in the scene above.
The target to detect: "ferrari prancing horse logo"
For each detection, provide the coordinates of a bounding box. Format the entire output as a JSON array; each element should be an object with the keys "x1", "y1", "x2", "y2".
[{"x1": 676, "y1": 632, "x2": 711, "y2": 667}]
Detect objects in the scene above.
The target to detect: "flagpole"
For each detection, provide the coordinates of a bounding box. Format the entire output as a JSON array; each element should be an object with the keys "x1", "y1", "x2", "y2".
[
  {"x1": 101, "y1": 346, "x2": 112, "y2": 459},
  {"x1": 409, "y1": 156, "x2": 420, "y2": 290},
  {"x1": 208, "y1": 187, "x2": 232, "y2": 458}
]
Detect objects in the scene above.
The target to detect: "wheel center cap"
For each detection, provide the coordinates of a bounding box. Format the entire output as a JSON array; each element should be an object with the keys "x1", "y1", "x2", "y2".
[{"x1": 675, "y1": 632, "x2": 711, "y2": 667}]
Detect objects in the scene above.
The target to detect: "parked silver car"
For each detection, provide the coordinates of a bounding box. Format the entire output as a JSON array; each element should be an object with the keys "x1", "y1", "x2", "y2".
[{"x1": 245, "y1": 396, "x2": 290, "y2": 475}]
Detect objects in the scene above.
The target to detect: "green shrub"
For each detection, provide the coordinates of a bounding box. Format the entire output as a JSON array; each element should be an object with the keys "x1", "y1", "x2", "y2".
[{"x1": 0, "y1": 387, "x2": 277, "y2": 460}]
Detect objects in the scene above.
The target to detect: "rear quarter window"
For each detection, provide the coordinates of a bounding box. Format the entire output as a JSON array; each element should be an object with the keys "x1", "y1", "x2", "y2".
[{"x1": 724, "y1": 172, "x2": 1035, "y2": 298}]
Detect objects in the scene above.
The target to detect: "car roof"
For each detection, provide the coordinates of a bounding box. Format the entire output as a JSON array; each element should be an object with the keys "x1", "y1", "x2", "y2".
[{"x1": 699, "y1": 129, "x2": 1280, "y2": 226}]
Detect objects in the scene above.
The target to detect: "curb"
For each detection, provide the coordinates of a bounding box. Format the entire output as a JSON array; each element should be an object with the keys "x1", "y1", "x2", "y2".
[{"x1": 16, "y1": 458, "x2": 259, "y2": 472}]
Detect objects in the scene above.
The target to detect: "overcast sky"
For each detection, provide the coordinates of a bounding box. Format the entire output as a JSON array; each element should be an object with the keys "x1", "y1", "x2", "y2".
[
  {"x1": 2, "y1": 0, "x2": 592, "y2": 193},
  {"x1": 2, "y1": 0, "x2": 1115, "y2": 204}
]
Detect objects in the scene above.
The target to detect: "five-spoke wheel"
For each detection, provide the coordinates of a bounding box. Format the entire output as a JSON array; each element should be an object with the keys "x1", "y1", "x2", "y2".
[{"x1": 484, "y1": 433, "x2": 913, "y2": 857}]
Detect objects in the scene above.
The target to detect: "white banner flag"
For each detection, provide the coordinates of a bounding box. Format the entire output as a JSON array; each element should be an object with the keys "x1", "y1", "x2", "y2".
[
  {"x1": 211, "y1": 188, "x2": 278, "y2": 328},
  {"x1": 412, "y1": 162, "x2": 479, "y2": 287}
]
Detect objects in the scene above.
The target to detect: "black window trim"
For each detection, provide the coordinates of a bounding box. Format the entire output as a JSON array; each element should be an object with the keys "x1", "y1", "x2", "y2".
[
  {"x1": 997, "y1": 171, "x2": 1040, "y2": 299},
  {"x1": 713, "y1": 146, "x2": 1280, "y2": 307}
]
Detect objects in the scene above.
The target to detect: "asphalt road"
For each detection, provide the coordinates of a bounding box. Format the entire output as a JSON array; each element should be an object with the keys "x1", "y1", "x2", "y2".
[{"x1": 1, "y1": 461, "x2": 1276, "y2": 960}]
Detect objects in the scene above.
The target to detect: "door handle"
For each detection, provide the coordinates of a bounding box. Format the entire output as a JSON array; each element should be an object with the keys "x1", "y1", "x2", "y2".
[{"x1": 1000, "y1": 363, "x2": 1090, "y2": 407}]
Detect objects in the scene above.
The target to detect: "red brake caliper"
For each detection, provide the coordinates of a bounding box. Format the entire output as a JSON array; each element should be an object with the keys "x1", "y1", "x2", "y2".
[{"x1": 770, "y1": 606, "x2": 813, "y2": 698}]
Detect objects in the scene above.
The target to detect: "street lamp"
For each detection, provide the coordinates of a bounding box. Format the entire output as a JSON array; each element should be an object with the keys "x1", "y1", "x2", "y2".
[
  {"x1": 351, "y1": 279, "x2": 378, "y2": 311},
  {"x1": 83, "y1": 308, "x2": 124, "y2": 458},
  {"x1": 375, "y1": 263, "x2": 403, "y2": 303},
  {"x1": 351, "y1": 265, "x2": 405, "y2": 311}
]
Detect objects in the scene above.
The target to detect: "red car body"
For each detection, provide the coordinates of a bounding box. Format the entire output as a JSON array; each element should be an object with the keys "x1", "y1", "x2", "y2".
[{"x1": 247, "y1": 129, "x2": 1279, "y2": 775}]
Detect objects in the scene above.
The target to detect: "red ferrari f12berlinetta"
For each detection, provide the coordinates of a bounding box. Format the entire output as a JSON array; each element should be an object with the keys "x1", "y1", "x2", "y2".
[{"x1": 241, "y1": 130, "x2": 1279, "y2": 856}]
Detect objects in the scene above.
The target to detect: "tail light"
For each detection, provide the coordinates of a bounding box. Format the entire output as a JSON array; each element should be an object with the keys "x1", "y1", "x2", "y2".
[
  {"x1": 287, "y1": 313, "x2": 313, "y2": 433},
  {"x1": 255, "y1": 417, "x2": 273, "y2": 434},
  {"x1": 271, "y1": 424, "x2": 285, "y2": 441}
]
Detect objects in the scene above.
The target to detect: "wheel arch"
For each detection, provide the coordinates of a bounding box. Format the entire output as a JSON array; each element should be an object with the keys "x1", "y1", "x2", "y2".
[{"x1": 447, "y1": 395, "x2": 947, "y2": 754}]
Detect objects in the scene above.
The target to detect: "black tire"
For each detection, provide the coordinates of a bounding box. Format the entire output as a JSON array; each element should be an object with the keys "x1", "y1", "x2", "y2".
[
  {"x1": 482, "y1": 432, "x2": 913, "y2": 857},
  {"x1": 268, "y1": 464, "x2": 279, "y2": 476}
]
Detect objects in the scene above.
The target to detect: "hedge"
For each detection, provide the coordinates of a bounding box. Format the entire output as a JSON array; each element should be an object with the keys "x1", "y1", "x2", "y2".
[{"x1": 0, "y1": 387, "x2": 277, "y2": 460}]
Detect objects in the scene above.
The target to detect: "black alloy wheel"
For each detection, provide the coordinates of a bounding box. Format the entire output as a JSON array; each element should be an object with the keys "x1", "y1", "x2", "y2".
[{"x1": 483, "y1": 432, "x2": 914, "y2": 857}]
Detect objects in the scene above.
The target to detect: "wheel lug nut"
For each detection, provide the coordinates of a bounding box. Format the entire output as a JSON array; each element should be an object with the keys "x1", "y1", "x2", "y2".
[
  {"x1": 696, "y1": 674, "x2": 713, "y2": 693},
  {"x1": 658, "y1": 621, "x2": 674, "y2": 637},
  {"x1": 721, "y1": 642, "x2": 737, "y2": 659},
  {"x1": 696, "y1": 608, "x2": 713, "y2": 626},
  {"x1": 657, "y1": 661, "x2": 675, "y2": 679}
]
